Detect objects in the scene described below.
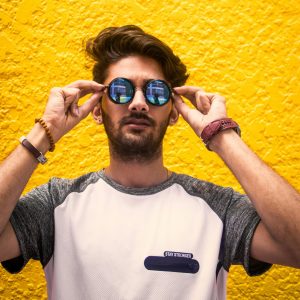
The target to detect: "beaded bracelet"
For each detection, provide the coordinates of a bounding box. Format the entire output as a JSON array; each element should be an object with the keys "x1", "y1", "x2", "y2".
[{"x1": 35, "y1": 118, "x2": 55, "y2": 152}]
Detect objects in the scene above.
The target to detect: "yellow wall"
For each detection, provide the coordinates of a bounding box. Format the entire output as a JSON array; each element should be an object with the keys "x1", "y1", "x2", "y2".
[{"x1": 0, "y1": 0, "x2": 299, "y2": 298}]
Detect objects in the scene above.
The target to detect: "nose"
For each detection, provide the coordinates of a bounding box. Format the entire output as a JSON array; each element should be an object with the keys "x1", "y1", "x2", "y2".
[{"x1": 128, "y1": 89, "x2": 149, "y2": 112}]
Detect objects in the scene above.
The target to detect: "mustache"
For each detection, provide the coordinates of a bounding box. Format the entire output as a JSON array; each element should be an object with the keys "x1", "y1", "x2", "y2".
[{"x1": 119, "y1": 112, "x2": 156, "y2": 127}]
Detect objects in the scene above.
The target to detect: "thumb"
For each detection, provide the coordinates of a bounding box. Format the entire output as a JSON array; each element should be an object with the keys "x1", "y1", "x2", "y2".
[
  {"x1": 173, "y1": 94, "x2": 203, "y2": 122},
  {"x1": 78, "y1": 92, "x2": 102, "y2": 119},
  {"x1": 173, "y1": 94, "x2": 206, "y2": 136}
]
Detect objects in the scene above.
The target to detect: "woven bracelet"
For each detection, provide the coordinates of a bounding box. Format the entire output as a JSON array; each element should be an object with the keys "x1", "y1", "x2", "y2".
[{"x1": 35, "y1": 118, "x2": 55, "y2": 152}]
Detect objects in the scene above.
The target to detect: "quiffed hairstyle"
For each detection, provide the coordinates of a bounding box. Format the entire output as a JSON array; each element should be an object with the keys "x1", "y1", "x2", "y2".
[{"x1": 85, "y1": 25, "x2": 189, "y2": 87}]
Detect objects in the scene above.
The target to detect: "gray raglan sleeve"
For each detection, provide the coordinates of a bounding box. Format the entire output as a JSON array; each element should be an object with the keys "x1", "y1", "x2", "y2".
[
  {"x1": 187, "y1": 175, "x2": 271, "y2": 276},
  {"x1": 1, "y1": 172, "x2": 100, "y2": 274},
  {"x1": 1, "y1": 178, "x2": 57, "y2": 273},
  {"x1": 219, "y1": 189, "x2": 272, "y2": 276}
]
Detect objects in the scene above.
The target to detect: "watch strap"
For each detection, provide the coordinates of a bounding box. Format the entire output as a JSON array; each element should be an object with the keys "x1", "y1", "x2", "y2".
[
  {"x1": 201, "y1": 118, "x2": 241, "y2": 150},
  {"x1": 19, "y1": 136, "x2": 48, "y2": 164}
]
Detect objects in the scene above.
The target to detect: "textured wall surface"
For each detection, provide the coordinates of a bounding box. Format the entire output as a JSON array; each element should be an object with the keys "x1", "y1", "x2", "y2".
[{"x1": 0, "y1": 0, "x2": 299, "y2": 299}]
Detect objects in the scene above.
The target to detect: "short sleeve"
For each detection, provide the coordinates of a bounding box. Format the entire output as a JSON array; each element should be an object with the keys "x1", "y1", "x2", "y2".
[
  {"x1": 1, "y1": 172, "x2": 101, "y2": 274},
  {"x1": 220, "y1": 191, "x2": 272, "y2": 276},
  {"x1": 172, "y1": 174, "x2": 272, "y2": 276},
  {"x1": 1, "y1": 181, "x2": 55, "y2": 273}
]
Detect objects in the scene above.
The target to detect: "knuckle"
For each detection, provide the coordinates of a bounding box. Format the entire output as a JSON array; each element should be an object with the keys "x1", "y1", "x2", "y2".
[
  {"x1": 65, "y1": 87, "x2": 80, "y2": 97},
  {"x1": 50, "y1": 87, "x2": 61, "y2": 93},
  {"x1": 203, "y1": 101, "x2": 210, "y2": 109},
  {"x1": 69, "y1": 87, "x2": 79, "y2": 93},
  {"x1": 219, "y1": 96, "x2": 226, "y2": 102},
  {"x1": 195, "y1": 90, "x2": 203, "y2": 97}
]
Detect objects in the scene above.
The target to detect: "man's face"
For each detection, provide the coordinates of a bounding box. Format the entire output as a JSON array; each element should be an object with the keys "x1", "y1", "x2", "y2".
[{"x1": 95, "y1": 55, "x2": 178, "y2": 162}]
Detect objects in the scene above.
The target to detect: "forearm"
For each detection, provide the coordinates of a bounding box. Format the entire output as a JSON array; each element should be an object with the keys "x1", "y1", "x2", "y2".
[
  {"x1": 209, "y1": 130, "x2": 300, "y2": 251},
  {"x1": 0, "y1": 124, "x2": 50, "y2": 234}
]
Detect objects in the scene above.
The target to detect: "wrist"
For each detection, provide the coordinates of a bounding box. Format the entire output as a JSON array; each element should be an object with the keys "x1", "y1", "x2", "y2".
[
  {"x1": 26, "y1": 123, "x2": 51, "y2": 154},
  {"x1": 200, "y1": 118, "x2": 241, "y2": 150},
  {"x1": 40, "y1": 116, "x2": 61, "y2": 143},
  {"x1": 208, "y1": 129, "x2": 241, "y2": 154},
  {"x1": 35, "y1": 118, "x2": 56, "y2": 151}
]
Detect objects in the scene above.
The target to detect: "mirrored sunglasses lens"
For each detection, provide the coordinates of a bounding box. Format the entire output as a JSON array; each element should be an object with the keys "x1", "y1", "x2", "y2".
[
  {"x1": 109, "y1": 78, "x2": 133, "y2": 103},
  {"x1": 146, "y1": 80, "x2": 170, "y2": 105}
]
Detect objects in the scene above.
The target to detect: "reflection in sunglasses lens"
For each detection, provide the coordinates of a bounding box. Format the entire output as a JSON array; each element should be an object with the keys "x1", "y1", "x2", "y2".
[
  {"x1": 108, "y1": 78, "x2": 170, "y2": 106},
  {"x1": 146, "y1": 81, "x2": 170, "y2": 106},
  {"x1": 109, "y1": 78, "x2": 133, "y2": 103}
]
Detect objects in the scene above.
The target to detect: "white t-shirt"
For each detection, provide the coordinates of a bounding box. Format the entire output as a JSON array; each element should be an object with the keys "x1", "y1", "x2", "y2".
[{"x1": 2, "y1": 170, "x2": 270, "y2": 299}]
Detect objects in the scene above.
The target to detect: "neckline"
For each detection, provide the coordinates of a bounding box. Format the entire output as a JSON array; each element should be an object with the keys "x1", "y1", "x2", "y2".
[{"x1": 98, "y1": 169, "x2": 177, "y2": 195}]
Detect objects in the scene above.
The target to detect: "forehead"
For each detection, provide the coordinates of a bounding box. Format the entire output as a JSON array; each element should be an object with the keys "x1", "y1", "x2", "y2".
[{"x1": 104, "y1": 55, "x2": 166, "y2": 84}]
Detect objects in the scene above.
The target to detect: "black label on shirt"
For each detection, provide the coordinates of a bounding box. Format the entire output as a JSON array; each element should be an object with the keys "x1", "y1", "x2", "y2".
[{"x1": 144, "y1": 252, "x2": 199, "y2": 274}]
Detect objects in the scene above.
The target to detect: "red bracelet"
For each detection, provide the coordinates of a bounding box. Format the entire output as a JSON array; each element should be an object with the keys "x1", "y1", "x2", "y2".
[{"x1": 200, "y1": 118, "x2": 241, "y2": 150}]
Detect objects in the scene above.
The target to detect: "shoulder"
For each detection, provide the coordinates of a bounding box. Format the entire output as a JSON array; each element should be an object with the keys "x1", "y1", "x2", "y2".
[
  {"x1": 19, "y1": 171, "x2": 102, "y2": 209},
  {"x1": 171, "y1": 173, "x2": 251, "y2": 220},
  {"x1": 49, "y1": 170, "x2": 101, "y2": 191},
  {"x1": 47, "y1": 170, "x2": 102, "y2": 200},
  {"x1": 172, "y1": 173, "x2": 235, "y2": 200}
]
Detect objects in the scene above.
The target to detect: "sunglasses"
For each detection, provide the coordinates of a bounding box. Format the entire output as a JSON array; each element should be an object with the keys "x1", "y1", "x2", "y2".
[{"x1": 104, "y1": 77, "x2": 172, "y2": 106}]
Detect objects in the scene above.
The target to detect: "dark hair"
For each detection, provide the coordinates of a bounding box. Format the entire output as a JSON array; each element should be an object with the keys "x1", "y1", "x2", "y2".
[{"x1": 85, "y1": 25, "x2": 189, "y2": 87}]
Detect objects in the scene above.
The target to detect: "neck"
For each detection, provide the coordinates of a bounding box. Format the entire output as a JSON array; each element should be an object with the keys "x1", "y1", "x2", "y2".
[{"x1": 104, "y1": 156, "x2": 169, "y2": 188}]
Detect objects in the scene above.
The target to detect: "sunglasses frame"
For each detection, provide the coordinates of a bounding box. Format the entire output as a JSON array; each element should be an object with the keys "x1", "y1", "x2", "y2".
[{"x1": 105, "y1": 77, "x2": 173, "y2": 106}]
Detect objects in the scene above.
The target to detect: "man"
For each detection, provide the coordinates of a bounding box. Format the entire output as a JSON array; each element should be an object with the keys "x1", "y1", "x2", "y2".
[{"x1": 0, "y1": 25, "x2": 299, "y2": 299}]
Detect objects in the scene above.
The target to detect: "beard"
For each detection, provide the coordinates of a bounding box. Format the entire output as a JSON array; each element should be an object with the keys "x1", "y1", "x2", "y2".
[{"x1": 101, "y1": 109, "x2": 170, "y2": 163}]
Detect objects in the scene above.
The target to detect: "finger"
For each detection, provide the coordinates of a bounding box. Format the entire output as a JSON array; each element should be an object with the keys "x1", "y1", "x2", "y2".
[
  {"x1": 174, "y1": 88, "x2": 211, "y2": 115},
  {"x1": 196, "y1": 91, "x2": 211, "y2": 115},
  {"x1": 48, "y1": 87, "x2": 66, "y2": 105},
  {"x1": 206, "y1": 93, "x2": 225, "y2": 104},
  {"x1": 62, "y1": 88, "x2": 81, "y2": 114},
  {"x1": 78, "y1": 92, "x2": 102, "y2": 119},
  {"x1": 65, "y1": 80, "x2": 103, "y2": 89},
  {"x1": 62, "y1": 86, "x2": 104, "y2": 118},
  {"x1": 172, "y1": 94, "x2": 186, "y2": 116},
  {"x1": 70, "y1": 101, "x2": 80, "y2": 118},
  {"x1": 173, "y1": 86, "x2": 204, "y2": 101},
  {"x1": 65, "y1": 80, "x2": 106, "y2": 97},
  {"x1": 173, "y1": 94, "x2": 203, "y2": 122},
  {"x1": 207, "y1": 93, "x2": 227, "y2": 117}
]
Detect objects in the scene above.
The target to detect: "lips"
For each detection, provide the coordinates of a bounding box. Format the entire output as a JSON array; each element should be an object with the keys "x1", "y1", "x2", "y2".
[
  {"x1": 125, "y1": 118, "x2": 151, "y2": 126},
  {"x1": 120, "y1": 113, "x2": 155, "y2": 128}
]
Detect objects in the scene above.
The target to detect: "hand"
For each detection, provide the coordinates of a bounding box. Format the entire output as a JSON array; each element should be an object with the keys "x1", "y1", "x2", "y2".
[
  {"x1": 41, "y1": 80, "x2": 105, "y2": 143},
  {"x1": 173, "y1": 86, "x2": 228, "y2": 137}
]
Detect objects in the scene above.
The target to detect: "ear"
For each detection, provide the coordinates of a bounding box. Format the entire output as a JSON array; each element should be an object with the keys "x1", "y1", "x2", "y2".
[
  {"x1": 91, "y1": 101, "x2": 103, "y2": 125},
  {"x1": 168, "y1": 104, "x2": 179, "y2": 126}
]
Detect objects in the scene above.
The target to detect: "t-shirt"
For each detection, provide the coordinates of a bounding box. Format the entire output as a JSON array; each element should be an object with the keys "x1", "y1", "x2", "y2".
[{"x1": 2, "y1": 170, "x2": 271, "y2": 299}]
